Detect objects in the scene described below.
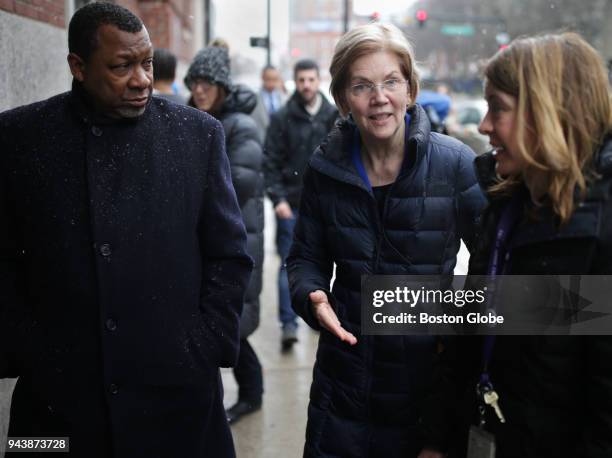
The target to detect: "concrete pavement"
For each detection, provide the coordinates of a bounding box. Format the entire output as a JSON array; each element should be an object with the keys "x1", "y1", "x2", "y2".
[{"x1": 0, "y1": 380, "x2": 16, "y2": 456}]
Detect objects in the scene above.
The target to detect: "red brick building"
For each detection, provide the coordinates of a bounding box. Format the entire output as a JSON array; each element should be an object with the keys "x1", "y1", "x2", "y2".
[
  {"x1": 0, "y1": 0, "x2": 203, "y2": 61},
  {"x1": 0, "y1": 0, "x2": 206, "y2": 110},
  {"x1": 0, "y1": 0, "x2": 66, "y2": 28}
]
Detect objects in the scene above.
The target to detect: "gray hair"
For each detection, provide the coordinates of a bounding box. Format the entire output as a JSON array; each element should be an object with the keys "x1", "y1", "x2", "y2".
[{"x1": 330, "y1": 22, "x2": 419, "y2": 116}]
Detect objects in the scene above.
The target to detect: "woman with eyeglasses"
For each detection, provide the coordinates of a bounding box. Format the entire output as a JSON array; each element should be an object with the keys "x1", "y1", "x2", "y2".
[
  {"x1": 287, "y1": 23, "x2": 486, "y2": 457},
  {"x1": 184, "y1": 46, "x2": 265, "y2": 424}
]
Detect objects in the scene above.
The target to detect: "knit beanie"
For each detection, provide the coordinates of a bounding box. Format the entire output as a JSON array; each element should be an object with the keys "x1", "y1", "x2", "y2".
[{"x1": 184, "y1": 46, "x2": 232, "y2": 91}]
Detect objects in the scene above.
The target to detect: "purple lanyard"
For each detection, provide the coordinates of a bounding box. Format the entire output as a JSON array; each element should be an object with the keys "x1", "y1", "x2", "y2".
[{"x1": 481, "y1": 193, "x2": 523, "y2": 382}]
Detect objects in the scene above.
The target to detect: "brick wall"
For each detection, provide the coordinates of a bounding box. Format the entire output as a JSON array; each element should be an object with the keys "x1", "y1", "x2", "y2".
[
  {"x1": 137, "y1": 1, "x2": 171, "y2": 49},
  {"x1": 0, "y1": 0, "x2": 65, "y2": 28},
  {"x1": 116, "y1": 0, "x2": 200, "y2": 74},
  {"x1": 0, "y1": 0, "x2": 197, "y2": 61},
  {"x1": 135, "y1": 0, "x2": 196, "y2": 62}
]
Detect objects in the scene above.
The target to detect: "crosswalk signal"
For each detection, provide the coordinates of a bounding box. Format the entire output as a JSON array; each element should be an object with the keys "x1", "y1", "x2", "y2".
[{"x1": 416, "y1": 9, "x2": 428, "y2": 29}]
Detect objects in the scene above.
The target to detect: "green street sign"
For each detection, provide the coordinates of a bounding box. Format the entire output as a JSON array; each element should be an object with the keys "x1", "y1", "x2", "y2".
[{"x1": 440, "y1": 24, "x2": 475, "y2": 36}]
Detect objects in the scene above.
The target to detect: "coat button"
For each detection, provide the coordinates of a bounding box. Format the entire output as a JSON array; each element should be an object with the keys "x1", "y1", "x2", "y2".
[
  {"x1": 91, "y1": 126, "x2": 102, "y2": 136},
  {"x1": 105, "y1": 318, "x2": 117, "y2": 331},
  {"x1": 99, "y1": 243, "x2": 112, "y2": 257},
  {"x1": 109, "y1": 383, "x2": 119, "y2": 395}
]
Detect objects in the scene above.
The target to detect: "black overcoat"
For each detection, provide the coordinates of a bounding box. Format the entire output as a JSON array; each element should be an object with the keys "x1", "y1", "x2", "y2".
[{"x1": 0, "y1": 85, "x2": 253, "y2": 458}]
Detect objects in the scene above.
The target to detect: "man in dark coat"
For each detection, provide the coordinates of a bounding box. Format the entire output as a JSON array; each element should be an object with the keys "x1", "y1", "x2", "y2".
[
  {"x1": 0, "y1": 3, "x2": 252, "y2": 457},
  {"x1": 263, "y1": 59, "x2": 338, "y2": 350}
]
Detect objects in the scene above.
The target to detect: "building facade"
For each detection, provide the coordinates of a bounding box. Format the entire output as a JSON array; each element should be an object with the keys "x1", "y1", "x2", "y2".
[{"x1": 0, "y1": 0, "x2": 207, "y2": 112}]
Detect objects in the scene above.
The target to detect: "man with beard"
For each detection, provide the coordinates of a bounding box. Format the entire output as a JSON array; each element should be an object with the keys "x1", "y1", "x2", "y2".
[
  {"x1": 0, "y1": 3, "x2": 252, "y2": 457},
  {"x1": 263, "y1": 59, "x2": 338, "y2": 351}
]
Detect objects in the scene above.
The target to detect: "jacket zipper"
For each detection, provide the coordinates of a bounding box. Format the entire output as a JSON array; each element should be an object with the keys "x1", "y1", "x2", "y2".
[{"x1": 366, "y1": 181, "x2": 396, "y2": 453}]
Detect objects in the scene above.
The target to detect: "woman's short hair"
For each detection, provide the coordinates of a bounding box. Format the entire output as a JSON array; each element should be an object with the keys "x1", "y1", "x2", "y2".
[
  {"x1": 330, "y1": 23, "x2": 419, "y2": 116},
  {"x1": 485, "y1": 32, "x2": 612, "y2": 224}
]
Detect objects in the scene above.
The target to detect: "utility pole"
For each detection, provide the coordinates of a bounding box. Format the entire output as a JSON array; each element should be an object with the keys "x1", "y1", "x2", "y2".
[
  {"x1": 204, "y1": 0, "x2": 211, "y2": 45},
  {"x1": 266, "y1": 0, "x2": 271, "y2": 66},
  {"x1": 343, "y1": 0, "x2": 350, "y2": 33}
]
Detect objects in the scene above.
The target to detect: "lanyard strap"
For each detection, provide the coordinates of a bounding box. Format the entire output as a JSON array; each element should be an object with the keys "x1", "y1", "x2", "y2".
[
  {"x1": 487, "y1": 193, "x2": 522, "y2": 276},
  {"x1": 481, "y1": 192, "x2": 523, "y2": 379}
]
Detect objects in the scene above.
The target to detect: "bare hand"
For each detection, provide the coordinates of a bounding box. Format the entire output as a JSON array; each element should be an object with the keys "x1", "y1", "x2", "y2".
[
  {"x1": 417, "y1": 449, "x2": 445, "y2": 458},
  {"x1": 275, "y1": 201, "x2": 294, "y2": 219},
  {"x1": 309, "y1": 290, "x2": 357, "y2": 345}
]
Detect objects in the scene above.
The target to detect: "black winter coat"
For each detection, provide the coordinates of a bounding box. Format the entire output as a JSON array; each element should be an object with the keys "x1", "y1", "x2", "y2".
[
  {"x1": 0, "y1": 85, "x2": 253, "y2": 458},
  {"x1": 218, "y1": 85, "x2": 264, "y2": 338},
  {"x1": 463, "y1": 141, "x2": 612, "y2": 458},
  {"x1": 287, "y1": 105, "x2": 487, "y2": 457},
  {"x1": 263, "y1": 92, "x2": 338, "y2": 209}
]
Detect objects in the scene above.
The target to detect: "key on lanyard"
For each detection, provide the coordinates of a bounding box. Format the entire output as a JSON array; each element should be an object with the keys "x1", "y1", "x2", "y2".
[{"x1": 483, "y1": 389, "x2": 506, "y2": 424}]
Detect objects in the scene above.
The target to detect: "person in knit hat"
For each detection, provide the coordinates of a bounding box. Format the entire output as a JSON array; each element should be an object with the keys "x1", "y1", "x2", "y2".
[
  {"x1": 186, "y1": 46, "x2": 266, "y2": 424},
  {"x1": 184, "y1": 46, "x2": 232, "y2": 115}
]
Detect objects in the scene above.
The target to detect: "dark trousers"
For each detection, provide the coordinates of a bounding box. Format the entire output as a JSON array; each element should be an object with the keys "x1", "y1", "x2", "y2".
[
  {"x1": 276, "y1": 213, "x2": 298, "y2": 329},
  {"x1": 233, "y1": 338, "x2": 263, "y2": 402}
]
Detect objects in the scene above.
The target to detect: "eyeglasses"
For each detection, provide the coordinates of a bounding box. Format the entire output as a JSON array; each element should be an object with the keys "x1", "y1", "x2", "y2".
[
  {"x1": 189, "y1": 79, "x2": 215, "y2": 92},
  {"x1": 349, "y1": 79, "x2": 408, "y2": 97}
]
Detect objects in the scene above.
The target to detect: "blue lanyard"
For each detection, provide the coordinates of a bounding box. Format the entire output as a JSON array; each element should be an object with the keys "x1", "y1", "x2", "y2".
[
  {"x1": 481, "y1": 193, "x2": 523, "y2": 379},
  {"x1": 351, "y1": 113, "x2": 411, "y2": 192}
]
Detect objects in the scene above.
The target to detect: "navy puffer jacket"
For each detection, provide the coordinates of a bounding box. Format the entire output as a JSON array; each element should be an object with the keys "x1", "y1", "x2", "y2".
[{"x1": 288, "y1": 104, "x2": 486, "y2": 457}]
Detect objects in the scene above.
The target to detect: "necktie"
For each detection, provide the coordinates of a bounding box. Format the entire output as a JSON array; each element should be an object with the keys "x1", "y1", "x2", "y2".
[{"x1": 269, "y1": 92, "x2": 277, "y2": 114}]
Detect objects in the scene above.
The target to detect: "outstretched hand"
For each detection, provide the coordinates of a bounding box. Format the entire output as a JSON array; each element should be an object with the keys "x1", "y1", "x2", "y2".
[{"x1": 309, "y1": 290, "x2": 357, "y2": 345}]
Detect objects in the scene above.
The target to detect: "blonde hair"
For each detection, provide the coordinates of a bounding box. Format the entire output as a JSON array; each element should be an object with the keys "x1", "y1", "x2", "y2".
[
  {"x1": 485, "y1": 32, "x2": 612, "y2": 224},
  {"x1": 209, "y1": 37, "x2": 229, "y2": 51},
  {"x1": 330, "y1": 22, "x2": 419, "y2": 116}
]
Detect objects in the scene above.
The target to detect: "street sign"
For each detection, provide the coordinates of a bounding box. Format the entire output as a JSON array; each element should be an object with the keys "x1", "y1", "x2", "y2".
[
  {"x1": 440, "y1": 24, "x2": 475, "y2": 36},
  {"x1": 250, "y1": 36, "x2": 269, "y2": 48}
]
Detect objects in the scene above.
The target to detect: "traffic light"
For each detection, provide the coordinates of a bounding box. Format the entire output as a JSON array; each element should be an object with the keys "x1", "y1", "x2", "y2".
[{"x1": 416, "y1": 9, "x2": 428, "y2": 29}]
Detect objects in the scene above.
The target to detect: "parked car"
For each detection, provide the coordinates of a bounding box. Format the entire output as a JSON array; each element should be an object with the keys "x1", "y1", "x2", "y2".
[
  {"x1": 446, "y1": 98, "x2": 491, "y2": 155},
  {"x1": 416, "y1": 89, "x2": 451, "y2": 134}
]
